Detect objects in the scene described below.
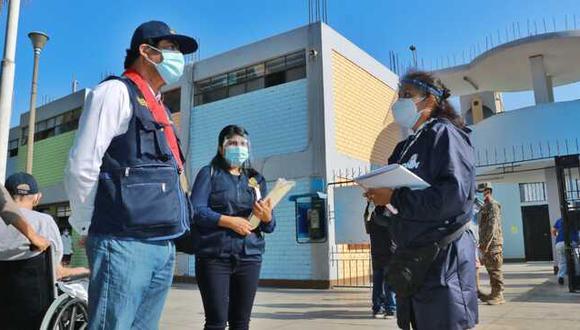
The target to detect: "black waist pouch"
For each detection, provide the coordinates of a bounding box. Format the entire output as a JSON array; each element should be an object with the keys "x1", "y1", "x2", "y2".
[
  {"x1": 386, "y1": 222, "x2": 469, "y2": 298},
  {"x1": 386, "y1": 243, "x2": 440, "y2": 298}
]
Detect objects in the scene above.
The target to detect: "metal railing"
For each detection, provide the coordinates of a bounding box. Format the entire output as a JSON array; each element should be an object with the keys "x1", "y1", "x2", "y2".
[
  {"x1": 476, "y1": 138, "x2": 580, "y2": 168},
  {"x1": 330, "y1": 244, "x2": 373, "y2": 288}
]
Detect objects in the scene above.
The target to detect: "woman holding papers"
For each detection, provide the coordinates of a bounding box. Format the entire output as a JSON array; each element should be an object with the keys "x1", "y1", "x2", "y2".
[
  {"x1": 365, "y1": 71, "x2": 477, "y2": 330},
  {"x1": 190, "y1": 125, "x2": 275, "y2": 330}
]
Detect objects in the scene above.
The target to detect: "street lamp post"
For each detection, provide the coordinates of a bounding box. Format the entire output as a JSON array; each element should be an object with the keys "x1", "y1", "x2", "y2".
[
  {"x1": 409, "y1": 45, "x2": 417, "y2": 69},
  {"x1": 25, "y1": 31, "x2": 49, "y2": 174}
]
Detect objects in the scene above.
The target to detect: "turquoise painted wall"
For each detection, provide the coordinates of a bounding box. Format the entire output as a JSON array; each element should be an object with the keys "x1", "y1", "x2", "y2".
[
  {"x1": 188, "y1": 79, "x2": 308, "y2": 173},
  {"x1": 493, "y1": 183, "x2": 526, "y2": 259}
]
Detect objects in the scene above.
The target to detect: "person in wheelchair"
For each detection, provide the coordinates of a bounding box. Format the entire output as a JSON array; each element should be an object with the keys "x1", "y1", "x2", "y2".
[
  {"x1": 1, "y1": 183, "x2": 51, "y2": 251},
  {"x1": 0, "y1": 172, "x2": 88, "y2": 330}
]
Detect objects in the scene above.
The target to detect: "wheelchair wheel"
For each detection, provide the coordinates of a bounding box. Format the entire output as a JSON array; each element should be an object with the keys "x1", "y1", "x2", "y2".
[{"x1": 48, "y1": 297, "x2": 88, "y2": 330}]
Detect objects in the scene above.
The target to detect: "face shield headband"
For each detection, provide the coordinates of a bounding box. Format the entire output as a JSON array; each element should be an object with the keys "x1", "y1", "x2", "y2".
[{"x1": 400, "y1": 78, "x2": 445, "y2": 102}]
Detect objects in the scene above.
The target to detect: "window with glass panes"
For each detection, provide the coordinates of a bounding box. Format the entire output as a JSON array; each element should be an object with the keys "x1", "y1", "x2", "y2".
[
  {"x1": 21, "y1": 108, "x2": 82, "y2": 145},
  {"x1": 194, "y1": 50, "x2": 306, "y2": 106},
  {"x1": 57, "y1": 205, "x2": 72, "y2": 217},
  {"x1": 519, "y1": 182, "x2": 547, "y2": 203},
  {"x1": 8, "y1": 139, "x2": 19, "y2": 157}
]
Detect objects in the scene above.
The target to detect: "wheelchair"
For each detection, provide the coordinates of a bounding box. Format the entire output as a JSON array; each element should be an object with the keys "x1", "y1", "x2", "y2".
[{"x1": 38, "y1": 247, "x2": 90, "y2": 330}]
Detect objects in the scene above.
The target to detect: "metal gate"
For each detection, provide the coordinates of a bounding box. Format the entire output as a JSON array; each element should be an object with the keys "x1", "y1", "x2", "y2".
[
  {"x1": 328, "y1": 167, "x2": 374, "y2": 288},
  {"x1": 555, "y1": 155, "x2": 580, "y2": 292},
  {"x1": 330, "y1": 244, "x2": 373, "y2": 287}
]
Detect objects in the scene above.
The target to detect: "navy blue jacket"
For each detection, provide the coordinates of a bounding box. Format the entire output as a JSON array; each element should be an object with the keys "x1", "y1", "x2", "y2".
[
  {"x1": 190, "y1": 165, "x2": 276, "y2": 260},
  {"x1": 388, "y1": 118, "x2": 478, "y2": 330},
  {"x1": 388, "y1": 118, "x2": 476, "y2": 248},
  {"x1": 90, "y1": 76, "x2": 189, "y2": 239}
]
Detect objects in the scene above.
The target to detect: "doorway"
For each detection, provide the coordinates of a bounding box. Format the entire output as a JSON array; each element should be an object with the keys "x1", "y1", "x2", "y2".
[{"x1": 521, "y1": 205, "x2": 553, "y2": 261}]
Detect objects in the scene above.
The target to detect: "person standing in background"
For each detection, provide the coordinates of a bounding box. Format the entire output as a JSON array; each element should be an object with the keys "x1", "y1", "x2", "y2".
[
  {"x1": 478, "y1": 182, "x2": 505, "y2": 305},
  {"x1": 551, "y1": 217, "x2": 579, "y2": 285},
  {"x1": 366, "y1": 211, "x2": 397, "y2": 319},
  {"x1": 61, "y1": 227, "x2": 73, "y2": 265}
]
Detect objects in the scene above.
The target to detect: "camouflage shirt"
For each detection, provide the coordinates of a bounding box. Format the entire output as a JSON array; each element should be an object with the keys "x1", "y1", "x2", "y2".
[{"x1": 478, "y1": 199, "x2": 503, "y2": 252}]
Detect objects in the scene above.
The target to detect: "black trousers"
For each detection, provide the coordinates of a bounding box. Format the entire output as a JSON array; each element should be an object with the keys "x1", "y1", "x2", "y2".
[
  {"x1": 196, "y1": 257, "x2": 262, "y2": 330},
  {"x1": 0, "y1": 253, "x2": 53, "y2": 330}
]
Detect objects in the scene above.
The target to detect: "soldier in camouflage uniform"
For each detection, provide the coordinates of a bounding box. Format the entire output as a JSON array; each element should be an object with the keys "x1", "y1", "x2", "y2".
[{"x1": 478, "y1": 182, "x2": 505, "y2": 305}]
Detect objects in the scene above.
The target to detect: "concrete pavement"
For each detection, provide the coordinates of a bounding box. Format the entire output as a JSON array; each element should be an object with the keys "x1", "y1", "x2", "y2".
[{"x1": 160, "y1": 262, "x2": 580, "y2": 329}]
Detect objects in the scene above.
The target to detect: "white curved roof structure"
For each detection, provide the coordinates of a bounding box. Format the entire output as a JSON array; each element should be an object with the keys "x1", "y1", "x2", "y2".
[
  {"x1": 433, "y1": 30, "x2": 580, "y2": 96},
  {"x1": 472, "y1": 99, "x2": 580, "y2": 169}
]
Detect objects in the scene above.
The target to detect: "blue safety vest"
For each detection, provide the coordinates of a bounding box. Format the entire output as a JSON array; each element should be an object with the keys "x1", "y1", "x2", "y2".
[{"x1": 90, "y1": 76, "x2": 189, "y2": 239}]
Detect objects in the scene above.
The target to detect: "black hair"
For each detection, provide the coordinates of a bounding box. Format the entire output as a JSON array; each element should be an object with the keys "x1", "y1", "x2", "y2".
[
  {"x1": 123, "y1": 48, "x2": 140, "y2": 69},
  {"x1": 401, "y1": 70, "x2": 465, "y2": 129},
  {"x1": 210, "y1": 125, "x2": 258, "y2": 177},
  {"x1": 123, "y1": 38, "x2": 158, "y2": 69}
]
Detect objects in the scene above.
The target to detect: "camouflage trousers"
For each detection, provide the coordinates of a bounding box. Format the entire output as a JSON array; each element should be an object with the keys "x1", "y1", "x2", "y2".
[{"x1": 482, "y1": 249, "x2": 504, "y2": 296}]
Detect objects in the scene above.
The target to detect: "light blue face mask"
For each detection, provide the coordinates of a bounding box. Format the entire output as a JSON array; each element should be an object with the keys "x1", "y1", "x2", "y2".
[
  {"x1": 146, "y1": 46, "x2": 185, "y2": 85},
  {"x1": 224, "y1": 146, "x2": 249, "y2": 167}
]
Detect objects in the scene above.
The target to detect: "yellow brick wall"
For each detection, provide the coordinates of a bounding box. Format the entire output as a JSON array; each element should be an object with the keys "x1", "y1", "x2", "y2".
[{"x1": 331, "y1": 51, "x2": 400, "y2": 165}]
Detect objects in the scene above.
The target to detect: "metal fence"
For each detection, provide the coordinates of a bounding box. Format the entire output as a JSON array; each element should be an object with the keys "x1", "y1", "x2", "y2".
[
  {"x1": 329, "y1": 167, "x2": 372, "y2": 188},
  {"x1": 330, "y1": 244, "x2": 373, "y2": 288},
  {"x1": 476, "y1": 138, "x2": 580, "y2": 168},
  {"x1": 555, "y1": 155, "x2": 580, "y2": 293},
  {"x1": 327, "y1": 168, "x2": 374, "y2": 288}
]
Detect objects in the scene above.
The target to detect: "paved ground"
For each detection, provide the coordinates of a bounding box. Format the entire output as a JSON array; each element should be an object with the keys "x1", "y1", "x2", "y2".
[{"x1": 160, "y1": 262, "x2": 580, "y2": 329}]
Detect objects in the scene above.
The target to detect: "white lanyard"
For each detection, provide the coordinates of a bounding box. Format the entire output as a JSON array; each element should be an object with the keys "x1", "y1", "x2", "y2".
[
  {"x1": 397, "y1": 118, "x2": 435, "y2": 163},
  {"x1": 253, "y1": 186, "x2": 262, "y2": 201}
]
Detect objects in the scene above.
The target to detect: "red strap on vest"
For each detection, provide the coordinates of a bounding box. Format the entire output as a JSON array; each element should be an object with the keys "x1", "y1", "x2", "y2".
[{"x1": 123, "y1": 69, "x2": 183, "y2": 170}]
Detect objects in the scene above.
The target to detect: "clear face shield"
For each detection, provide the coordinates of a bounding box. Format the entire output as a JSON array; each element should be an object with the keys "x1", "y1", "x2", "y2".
[
  {"x1": 222, "y1": 134, "x2": 253, "y2": 168},
  {"x1": 397, "y1": 83, "x2": 429, "y2": 105}
]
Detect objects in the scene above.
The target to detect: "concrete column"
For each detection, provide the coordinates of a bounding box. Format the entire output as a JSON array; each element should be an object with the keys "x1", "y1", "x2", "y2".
[
  {"x1": 0, "y1": 0, "x2": 22, "y2": 183},
  {"x1": 529, "y1": 55, "x2": 554, "y2": 104},
  {"x1": 460, "y1": 91, "x2": 502, "y2": 125},
  {"x1": 471, "y1": 97, "x2": 484, "y2": 124},
  {"x1": 459, "y1": 95, "x2": 472, "y2": 116},
  {"x1": 546, "y1": 75, "x2": 555, "y2": 103}
]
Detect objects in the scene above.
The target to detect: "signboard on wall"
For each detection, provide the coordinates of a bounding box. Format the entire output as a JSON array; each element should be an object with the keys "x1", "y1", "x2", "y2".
[{"x1": 334, "y1": 185, "x2": 370, "y2": 244}]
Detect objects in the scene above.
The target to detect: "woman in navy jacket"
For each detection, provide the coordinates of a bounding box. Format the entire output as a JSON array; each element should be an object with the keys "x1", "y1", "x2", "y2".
[
  {"x1": 190, "y1": 125, "x2": 275, "y2": 330},
  {"x1": 366, "y1": 71, "x2": 477, "y2": 330}
]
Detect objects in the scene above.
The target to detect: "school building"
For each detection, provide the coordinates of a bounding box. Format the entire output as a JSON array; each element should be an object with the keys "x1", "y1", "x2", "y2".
[
  {"x1": 5, "y1": 22, "x2": 402, "y2": 287},
  {"x1": 170, "y1": 22, "x2": 401, "y2": 287},
  {"x1": 8, "y1": 22, "x2": 579, "y2": 287}
]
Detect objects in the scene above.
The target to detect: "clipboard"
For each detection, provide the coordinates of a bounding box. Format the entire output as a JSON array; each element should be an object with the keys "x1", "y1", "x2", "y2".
[
  {"x1": 354, "y1": 164, "x2": 430, "y2": 190},
  {"x1": 248, "y1": 178, "x2": 296, "y2": 229}
]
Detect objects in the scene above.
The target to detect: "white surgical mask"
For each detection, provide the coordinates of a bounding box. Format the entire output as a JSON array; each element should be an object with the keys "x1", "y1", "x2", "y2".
[{"x1": 391, "y1": 98, "x2": 422, "y2": 129}]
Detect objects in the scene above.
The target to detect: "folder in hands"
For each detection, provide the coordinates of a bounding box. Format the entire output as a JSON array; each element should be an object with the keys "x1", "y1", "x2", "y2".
[{"x1": 249, "y1": 178, "x2": 296, "y2": 229}]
